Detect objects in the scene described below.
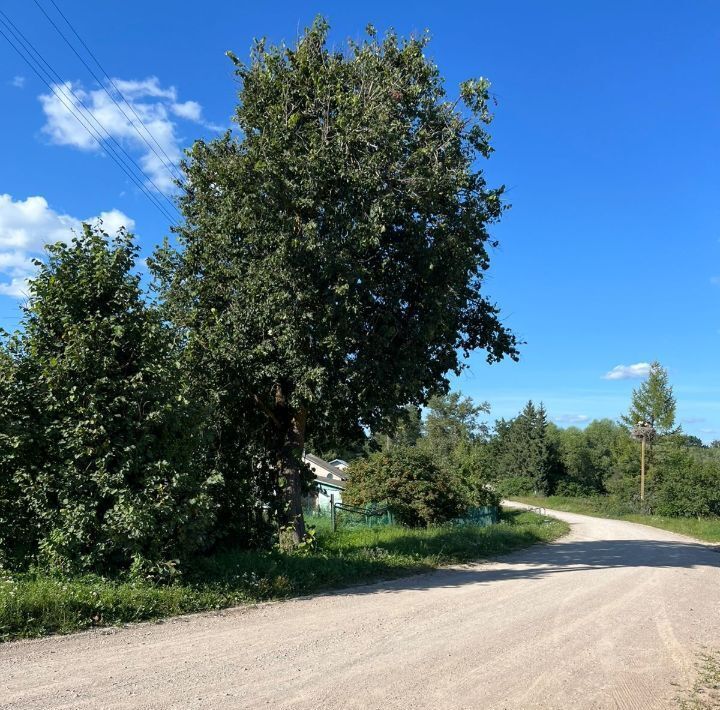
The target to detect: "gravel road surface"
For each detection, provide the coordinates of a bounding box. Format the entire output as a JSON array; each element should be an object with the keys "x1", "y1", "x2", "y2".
[{"x1": 2, "y1": 505, "x2": 718, "y2": 709}]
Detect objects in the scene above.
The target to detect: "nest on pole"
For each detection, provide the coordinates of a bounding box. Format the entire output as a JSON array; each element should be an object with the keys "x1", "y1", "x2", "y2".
[{"x1": 631, "y1": 421, "x2": 656, "y2": 442}]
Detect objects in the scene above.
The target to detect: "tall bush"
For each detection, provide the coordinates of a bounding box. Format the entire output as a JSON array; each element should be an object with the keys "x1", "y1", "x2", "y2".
[
  {"x1": 652, "y1": 447, "x2": 720, "y2": 517},
  {"x1": 344, "y1": 447, "x2": 464, "y2": 526},
  {"x1": 3, "y1": 225, "x2": 217, "y2": 576}
]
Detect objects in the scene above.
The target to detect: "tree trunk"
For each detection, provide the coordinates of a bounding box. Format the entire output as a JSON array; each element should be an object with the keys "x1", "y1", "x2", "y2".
[
  {"x1": 272, "y1": 382, "x2": 306, "y2": 546},
  {"x1": 279, "y1": 410, "x2": 307, "y2": 545}
]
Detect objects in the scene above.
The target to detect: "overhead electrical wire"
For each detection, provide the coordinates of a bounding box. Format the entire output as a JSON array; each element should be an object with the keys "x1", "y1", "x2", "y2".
[
  {"x1": 0, "y1": 11, "x2": 179, "y2": 226},
  {"x1": 0, "y1": 15, "x2": 178, "y2": 225},
  {"x1": 0, "y1": 23, "x2": 177, "y2": 226},
  {"x1": 33, "y1": 0, "x2": 185, "y2": 186},
  {"x1": 4, "y1": 5, "x2": 181, "y2": 217}
]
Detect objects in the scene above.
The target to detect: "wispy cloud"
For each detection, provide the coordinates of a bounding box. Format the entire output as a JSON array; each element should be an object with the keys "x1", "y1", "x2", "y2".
[
  {"x1": 710, "y1": 276, "x2": 720, "y2": 286},
  {"x1": 682, "y1": 417, "x2": 706, "y2": 424},
  {"x1": 171, "y1": 100, "x2": 202, "y2": 121},
  {"x1": 10, "y1": 75, "x2": 25, "y2": 89},
  {"x1": 38, "y1": 76, "x2": 219, "y2": 194},
  {"x1": 603, "y1": 362, "x2": 651, "y2": 381},
  {"x1": 0, "y1": 194, "x2": 134, "y2": 298},
  {"x1": 554, "y1": 414, "x2": 590, "y2": 425}
]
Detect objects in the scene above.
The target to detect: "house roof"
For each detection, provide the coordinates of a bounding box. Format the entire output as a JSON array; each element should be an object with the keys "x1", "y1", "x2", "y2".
[
  {"x1": 303, "y1": 452, "x2": 349, "y2": 481},
  {"x1": 314, "y1": 477, "x2": 346, "y2": 491}
]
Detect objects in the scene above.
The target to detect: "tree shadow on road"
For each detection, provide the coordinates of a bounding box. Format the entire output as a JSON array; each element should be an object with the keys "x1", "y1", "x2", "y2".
[{"x1": 328, "y1": 537, "x2": 720, "y2": 597}]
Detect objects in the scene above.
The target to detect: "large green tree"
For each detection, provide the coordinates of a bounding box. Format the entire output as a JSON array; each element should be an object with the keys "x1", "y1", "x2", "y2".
[
  {"x1": 373, "y1": 404, "x2": 423, "y2": 452},
  {"x1": 153, "y1": 19, "x2": 518, "y2": 543}
]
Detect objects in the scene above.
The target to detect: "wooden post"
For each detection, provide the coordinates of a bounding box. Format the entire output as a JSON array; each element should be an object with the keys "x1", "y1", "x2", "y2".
[
  {"x1": 640, "y1": 436, "x2": 646, "y2": 502},
  {"x1": 330, "y1": 494, "x2": 336, "y2": 532}
]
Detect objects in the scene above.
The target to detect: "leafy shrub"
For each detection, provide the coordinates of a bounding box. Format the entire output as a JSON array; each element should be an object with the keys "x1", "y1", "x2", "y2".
[
  {"x1": 447, "y1": 441, "x2": 501, "y2": 508},
  {"x1": 0, "y1": 226, "x2": 217, "y2": 576},
  {"x1": 0, "y1": 342, "x2": 36, "y2": 568},
  {"x1": 653, "y1": 448, "x2": 720, "y2": 517},
  {"x1": 344, "y1": 447, "x2": 465, "y2": 526},
  {"x1": 493, "y1": 475, "x2": 536, "y2": 497},
  {"x1": 554, "y1": 480, "x2": 597, "y2": 497}
]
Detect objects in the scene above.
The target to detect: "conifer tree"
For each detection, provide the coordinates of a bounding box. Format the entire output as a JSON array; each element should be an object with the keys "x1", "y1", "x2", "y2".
[{"x1": 621, "y1": 361, "x2": 676, "y2": 435}]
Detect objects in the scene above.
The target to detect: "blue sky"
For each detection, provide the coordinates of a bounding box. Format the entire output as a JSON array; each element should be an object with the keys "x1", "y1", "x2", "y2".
[{"x1": 1, "y1": 1, "x2": 718, "y2": 438}]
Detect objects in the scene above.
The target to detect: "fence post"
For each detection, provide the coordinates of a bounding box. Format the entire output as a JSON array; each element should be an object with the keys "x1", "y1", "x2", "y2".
[{"x1": 330, "y1": 494, "x2": 336, "y2": 532}]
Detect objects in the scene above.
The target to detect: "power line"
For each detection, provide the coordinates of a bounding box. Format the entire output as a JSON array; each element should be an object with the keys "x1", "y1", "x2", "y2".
[
  {"x1": 0, "y1": 13, "x2": 178, "y2": 225},
  {"x1": 45, "y1": 0, "x2": 185, "y2": 186},
  {"x1": 0, "y1": 16, "x2": 175, "y2": 224},
  {"x1": 33, "y1": 0, "x2": 185, "y2": 187},
  {"x1": 1, "y1": 7, "x2": 181, "y2": 218},
  {"x1": 0, "y1": 12, "x2": 179, "y2": 225}
]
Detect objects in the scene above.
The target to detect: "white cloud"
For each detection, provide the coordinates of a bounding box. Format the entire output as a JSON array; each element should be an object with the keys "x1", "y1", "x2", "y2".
[
  {"x1": 112, "y1": 77, "x2": 176, "y2": 101},
  {"x1": 38, "y1": 77, "x2": 214, "y2": 194},
  {"x1": 554, "y1": 414, "x2": 590, "y2": 425},
  {"x1": 171, "y1": 100, "x2": 203, "y2": 121},
  {"x1": 10, "y1": 76, "x2": 25, "y2": 89},
  {"x1": 0, "y1": 194, "x2": 134, "y2": 298},
  {"x1": 603, "y1": 362, "x2": 651, "y2": 381}
]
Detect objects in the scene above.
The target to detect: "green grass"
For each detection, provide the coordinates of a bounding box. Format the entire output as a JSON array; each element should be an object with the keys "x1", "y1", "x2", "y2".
[
  {"x1": 0, "y1": 509, "x2": 567, "y2": 642},
  {"x1": 511, "y1": 495, "x2": 720, "y2": 543},
  {"x1": 678, "y1": 650, "x2": 720, "y2": 709}
]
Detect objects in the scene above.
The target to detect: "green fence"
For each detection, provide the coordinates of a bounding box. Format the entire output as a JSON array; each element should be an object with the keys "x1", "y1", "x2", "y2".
[
  {"x1": 333, "y1": 502, "x2": 394, "y2": 530},
  {"x1": 304, "y1": 505, "x2": 393, "y2": 530},
  {"x1": 449, "y1": 505, "x2": 500, "y2": 527},
  {"x1": 305, "y1": 503, "x2": 499, "y2": 531}
]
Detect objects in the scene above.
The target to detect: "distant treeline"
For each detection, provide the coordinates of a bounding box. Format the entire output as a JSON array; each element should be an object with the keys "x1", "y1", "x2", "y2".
[{"x1": 360, "y1": 388, "x2": 720, "y2": 520}]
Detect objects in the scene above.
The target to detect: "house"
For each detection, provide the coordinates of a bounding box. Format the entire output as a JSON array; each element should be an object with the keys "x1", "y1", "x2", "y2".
[{"x1": 303, "y1": 452, "x2": 349, "y2": 510}]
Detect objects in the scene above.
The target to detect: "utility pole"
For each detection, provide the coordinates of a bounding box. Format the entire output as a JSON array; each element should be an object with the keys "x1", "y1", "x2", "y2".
[
  {"x1": 632, "y1": 421, "x2": 655, "y2": 504},
  {"x1": 640, "y1": 435, "x2": 645, "y2": 501}
]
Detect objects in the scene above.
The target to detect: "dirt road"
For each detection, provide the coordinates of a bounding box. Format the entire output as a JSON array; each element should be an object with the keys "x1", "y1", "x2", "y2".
[{"x1": 2, "y1": 506, "x2": 719, "y2": 709}]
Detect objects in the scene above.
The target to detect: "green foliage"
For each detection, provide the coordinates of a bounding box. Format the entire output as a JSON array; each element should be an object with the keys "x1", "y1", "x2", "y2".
[
  {"x1": 447, "y1": 440, "x2": 501, "y2": 508},
  {"x1": 0, "y1": 339, "x2": 35, "y2": 567},
  {"x1": 621, "y1": 361, "x2": 677, "y2": 434},
  {"x1": 651, "y1": 446, "x2": 720, "y2": 518},
  {"x1": 344, "y1": 447, "x2": 465, "y2": 526},
  {"x1": 373, "y1": 404, "x2": 423, "y2": 452},
  {"x1": 0, "y1": 226, "x2": 216, "y2": 575},
  {"x1": 490, "y1": 401, "x2": 559, "y2": 495},
  {"x1": 369, "y1": 392, "x2": 498, "y2": 511},
  {"x1": 421, "y1": 392, "x2": 489, "y2": 463},
  {"x1": 551, "y1": 427, "x2": 595, "y2": 495},
  {"x1": 0, "y1": 510, "x2": 567, "y2": 641},
  {"x1": 151, "y1": 18, "x2": 517, "y2": 542},
  {"x1": 548, "y1": 419, "x2": 629, "y2": 496}
]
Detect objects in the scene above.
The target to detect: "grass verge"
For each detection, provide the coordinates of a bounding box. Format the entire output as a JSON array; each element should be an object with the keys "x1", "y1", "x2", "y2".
[
  {"x1": 511, "y1": 495, "x2": 720, "y2": 543},
  {"x1": 0, "y1": 509, "x2": 567, "y2": 642},
  {"x1": 678, "y1": 650, "x2": 720, "y2": 709}
]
